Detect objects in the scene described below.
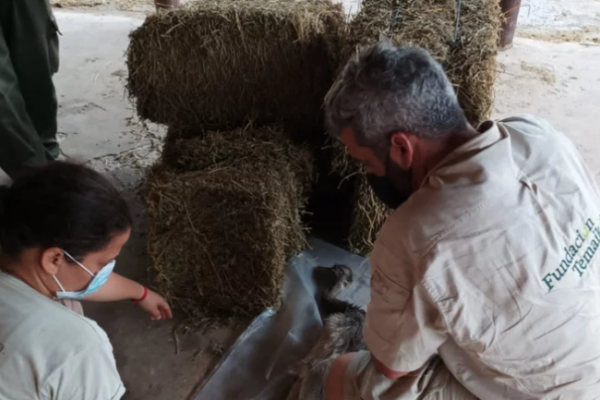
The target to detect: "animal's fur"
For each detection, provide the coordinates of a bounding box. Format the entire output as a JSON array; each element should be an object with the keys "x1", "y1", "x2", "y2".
[{"x1": 286, "y1": 265, "x2": 367, "y2": 400}]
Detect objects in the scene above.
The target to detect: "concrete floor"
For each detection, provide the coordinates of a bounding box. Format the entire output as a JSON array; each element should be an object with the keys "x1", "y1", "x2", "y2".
[
  {"x1": 18, "y1": 2, "x2": 600, "y2": 399},
  {"x1": 494, "y1": 39, "x2": 600, "y2": 178}
]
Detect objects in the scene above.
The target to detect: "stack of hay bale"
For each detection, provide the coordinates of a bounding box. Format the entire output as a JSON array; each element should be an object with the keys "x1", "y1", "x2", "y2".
[
  {"x1": 127, "y1": 0, "x2": 501, "y2": 320},
  {"x1": 128, "y1": 0, "x2": 345, "y2": 320}
]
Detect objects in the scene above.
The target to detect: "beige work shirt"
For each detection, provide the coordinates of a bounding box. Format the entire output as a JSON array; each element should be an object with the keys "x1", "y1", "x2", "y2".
[
  {"x1": 365, "y1": 114, "x2": 600, "y2": 399},
  {"x1": 0, "y1": 272, "x2": 125, "y2": 400}
]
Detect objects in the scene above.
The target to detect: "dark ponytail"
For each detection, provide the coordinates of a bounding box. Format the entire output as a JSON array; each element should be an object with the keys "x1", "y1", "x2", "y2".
[{"x1": 0, "y1": 162, "x2": 132, "y2": 259}]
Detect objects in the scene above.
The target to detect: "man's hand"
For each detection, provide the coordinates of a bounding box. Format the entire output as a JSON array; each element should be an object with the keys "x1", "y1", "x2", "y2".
[{"x1": 138, "y1": 289, "x2": 173, "y2": 321}]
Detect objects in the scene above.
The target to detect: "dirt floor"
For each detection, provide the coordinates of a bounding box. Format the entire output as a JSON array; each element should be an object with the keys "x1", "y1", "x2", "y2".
[{"x1": 11, "y1": 0, "x2": 600, "y2": 399}]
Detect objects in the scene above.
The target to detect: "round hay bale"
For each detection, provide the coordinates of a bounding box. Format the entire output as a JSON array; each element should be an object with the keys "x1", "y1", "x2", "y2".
[
  {"x1": 145, "y1": 126, "x2": 313, "y2": 321},
  {"x1": 127, "y1": 0, "x2": 345, "y2": 144}
]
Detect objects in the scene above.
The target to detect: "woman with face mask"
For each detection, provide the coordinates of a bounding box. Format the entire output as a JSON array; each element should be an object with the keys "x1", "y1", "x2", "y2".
[{"x1": 0, "y1": 161, "x2": 172, "y2": 399}]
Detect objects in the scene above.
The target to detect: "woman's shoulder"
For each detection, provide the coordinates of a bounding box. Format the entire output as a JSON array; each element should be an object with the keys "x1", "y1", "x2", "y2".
[{"x1": 0, "y1": 272, "x2": 110, "y2": 349}]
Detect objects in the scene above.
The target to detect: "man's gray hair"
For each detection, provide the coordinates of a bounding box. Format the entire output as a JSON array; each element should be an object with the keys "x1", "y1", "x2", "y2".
[{"x1": 325, "y1": 42, "x2": 467, "y2": 157}]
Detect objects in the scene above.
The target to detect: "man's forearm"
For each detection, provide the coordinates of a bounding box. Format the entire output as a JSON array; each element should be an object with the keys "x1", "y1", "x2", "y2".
[{"x1": 84, "y1": 273, "x2": 145, "y2": 302}]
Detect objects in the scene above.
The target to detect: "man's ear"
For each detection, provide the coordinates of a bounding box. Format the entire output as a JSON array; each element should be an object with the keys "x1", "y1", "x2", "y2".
[
  {"x1": 389, "y1": 133, "x2": 414, "y2": 169},
  {"x1": 40, "y1": 248, "x2": 64, "y2": 275}
]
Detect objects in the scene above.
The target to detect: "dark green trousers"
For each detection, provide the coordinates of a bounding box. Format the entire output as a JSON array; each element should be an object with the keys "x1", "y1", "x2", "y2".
[{"x1": 0, "y1": 0, "x2": 59, "y2": 178}]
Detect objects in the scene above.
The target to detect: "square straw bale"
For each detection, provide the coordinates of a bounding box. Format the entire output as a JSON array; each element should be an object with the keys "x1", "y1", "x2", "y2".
[
  {"x1": 127, "y1": 0, "x2": 345, "y2": 143},
  {"x1": 145, "y1": 126, "x2": 313, "y2": 320}
]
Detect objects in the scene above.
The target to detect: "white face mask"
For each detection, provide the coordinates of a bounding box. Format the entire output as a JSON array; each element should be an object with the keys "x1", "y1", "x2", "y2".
[{"x1": 53, "y1": 250, "x2": 115, "y2": 300}]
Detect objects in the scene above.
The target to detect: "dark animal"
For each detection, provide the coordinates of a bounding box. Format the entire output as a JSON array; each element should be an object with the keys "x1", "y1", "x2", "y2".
[{"x1": 285, "y1": 264, "x2": 367, "y2": 400}]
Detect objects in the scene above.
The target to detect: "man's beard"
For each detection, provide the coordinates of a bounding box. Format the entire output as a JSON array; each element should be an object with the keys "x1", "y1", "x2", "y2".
[{"x1": 366, "y1": 157, "x2": 413, "y2": 210}]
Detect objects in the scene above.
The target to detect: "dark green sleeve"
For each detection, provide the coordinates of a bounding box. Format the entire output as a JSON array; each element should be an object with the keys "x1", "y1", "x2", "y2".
[{"x1": 0, "y1": 0, "x2": 59, "y2": 178}]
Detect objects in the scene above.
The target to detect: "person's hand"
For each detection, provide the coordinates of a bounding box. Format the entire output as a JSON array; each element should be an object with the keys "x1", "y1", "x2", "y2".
[{"x1": 138, "y1": 289, "x2": 173, "y2": 321}]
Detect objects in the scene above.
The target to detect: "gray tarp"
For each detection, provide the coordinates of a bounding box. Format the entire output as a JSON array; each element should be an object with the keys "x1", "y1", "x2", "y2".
[{"x1": 194, "y1": 238, "x2": 371, "y2": 400}]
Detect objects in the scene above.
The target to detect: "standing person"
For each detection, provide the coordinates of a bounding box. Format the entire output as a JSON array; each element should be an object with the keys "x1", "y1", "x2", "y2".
[
  {"x1": 0, "y1": 0, "x2": 60, "y2": 179},
  {"x1": 0, "y1": 162, "x2": 172, "y2": 399},
  {"x1": 324, "y1": 42, "x2": 600, "y2": 399}
]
